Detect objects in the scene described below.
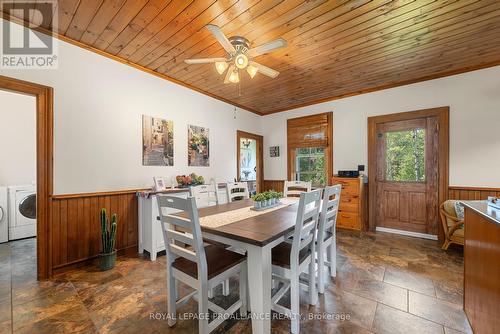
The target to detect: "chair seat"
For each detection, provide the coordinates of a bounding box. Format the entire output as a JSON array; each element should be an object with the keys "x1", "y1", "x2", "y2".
[
  {"x1": 451, "y1": 227, "x2": 464, "y2": 238},
  {"x1": 272, "y1": 242, "x2": 311, "y2": 269},
  {"x1": 173, "y1": 245, "x2": 245, "y2": 280}
]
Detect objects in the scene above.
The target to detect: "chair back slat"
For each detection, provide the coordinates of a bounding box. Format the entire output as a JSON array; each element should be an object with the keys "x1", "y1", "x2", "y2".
[
  {"x1": 284, "y1": 180, "x2": 312, "y2": 197},
  {"x1": 226, "y1": 182, "x2": 250, "y2": 202},
  {"x1": 290, "y1": 189, "x2": 322, "y2": 267},
  {"x1": 170, "y1": 244, "x2": 198, "y2": 262},
  {"x1": 167, "y1": 228, "x2": 195, "y2": 246},
  {"x1": 190, "y1": 181, "x2": 219, "y2": 208},
  {"x1": 318, "y1": 185, "x2": 341, "y2": 243},
  {"x1": 156, "y1": 195, "x2": 208, "y2": 281}
]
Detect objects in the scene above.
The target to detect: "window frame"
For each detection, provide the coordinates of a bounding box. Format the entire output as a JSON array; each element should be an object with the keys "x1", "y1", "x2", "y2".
[{"x1": 287, "y1": 112, "x2": 333, "y2": 186}]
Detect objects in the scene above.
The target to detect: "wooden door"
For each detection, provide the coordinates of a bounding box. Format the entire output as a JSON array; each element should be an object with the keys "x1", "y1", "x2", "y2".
[
  {"x1": 374, "y1": 117, "x2": 439, "y2": 235},
  {"x1": 237, "y1": 130, "x2": 263, "y2": 193}
]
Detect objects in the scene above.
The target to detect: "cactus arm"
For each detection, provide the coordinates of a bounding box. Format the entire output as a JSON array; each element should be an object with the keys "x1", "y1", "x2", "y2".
[{"x1": 101, "y1": 209, "x2": 107, "y2": 253}]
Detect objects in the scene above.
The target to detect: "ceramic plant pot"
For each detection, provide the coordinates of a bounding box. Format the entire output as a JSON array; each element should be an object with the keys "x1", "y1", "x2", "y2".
[{"x1": 99, "y1": 250, "x2": 117, "y2": 271}]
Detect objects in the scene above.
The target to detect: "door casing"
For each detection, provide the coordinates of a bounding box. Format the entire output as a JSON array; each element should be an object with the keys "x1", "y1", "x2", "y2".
[
  {"x1": 0, "y1": 75, "x2": 54, "y2": 279},
  {"x1": 236, "y1": 130, "x2": 263, "y2": 193}
]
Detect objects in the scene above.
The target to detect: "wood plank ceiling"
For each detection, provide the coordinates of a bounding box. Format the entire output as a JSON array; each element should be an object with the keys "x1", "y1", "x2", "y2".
[{"x1": 3, "y1": 0, "x2": 500, "y2": 115}]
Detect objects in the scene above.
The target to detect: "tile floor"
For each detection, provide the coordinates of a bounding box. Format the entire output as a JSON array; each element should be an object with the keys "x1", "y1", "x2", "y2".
[{"x1": 0, "y1": 230, "x2": 471, "y2": 333}]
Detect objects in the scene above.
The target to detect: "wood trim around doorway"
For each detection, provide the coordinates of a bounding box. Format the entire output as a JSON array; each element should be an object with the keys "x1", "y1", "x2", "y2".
[
  {"x1": 0, "y1": 75, "x2": 54, "y2": 279},
  {"x1": 367, "y1": 107, "x2": 449, "y2": 241},
  {"x1": 236, "y1": 130, "x2": 264, "y2": 193}
]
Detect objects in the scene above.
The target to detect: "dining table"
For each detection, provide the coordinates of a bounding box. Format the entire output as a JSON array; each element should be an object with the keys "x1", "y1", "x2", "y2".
[{"x1": 187, "y1": 198, "x2": 300, "y2": 334}]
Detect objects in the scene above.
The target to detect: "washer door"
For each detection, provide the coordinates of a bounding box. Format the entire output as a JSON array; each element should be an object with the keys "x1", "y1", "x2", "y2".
[
  {"x1": 19, "y1": 194, "x2": 36, "y2": 219},
  {"x1": 0, "y1": 206, "x2": 3, "y2": 221}
]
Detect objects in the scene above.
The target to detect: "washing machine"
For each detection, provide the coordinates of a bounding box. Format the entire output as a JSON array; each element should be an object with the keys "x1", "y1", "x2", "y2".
[
  {"x1": 0, "y1": 187, "x2": 8, "y2": 243},
  {"x1": 8, "y1": 185, "x2": 36, "y2": 240}
]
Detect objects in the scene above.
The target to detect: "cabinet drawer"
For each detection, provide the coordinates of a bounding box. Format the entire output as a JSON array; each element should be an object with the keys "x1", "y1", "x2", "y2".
[
  {"x1": 333, "y1": 178, "x2": 359, "y2": 196},
  {"x1": 337, "y1": 211, "x2": 361, "y2": 230},
  {"x1": 339, "y1": 195, "x2": 359, "y2": 213}
]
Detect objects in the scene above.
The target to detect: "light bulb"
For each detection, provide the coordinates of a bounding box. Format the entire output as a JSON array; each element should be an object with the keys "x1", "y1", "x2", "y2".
[
  {"x1": 215, "y1": 61, "x2": 228, "y2": 75},
  {"x1": 234, "y1": 54, "x2": 248, "y2": 69},
  {"x1": 247, "y1": 65, "x2": 258, "y2": 78},
  {"x1": 228, "y1": 69, "x2": 240, "y2": 83}
]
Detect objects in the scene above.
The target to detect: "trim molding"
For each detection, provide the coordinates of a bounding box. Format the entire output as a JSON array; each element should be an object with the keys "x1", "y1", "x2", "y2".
[
  {"x1": 52, "y1": 188, "x2": 149, "y2": 199},
  {"x1": 0, "y1": 12, "x2": 262, "y2": 116},
  {"x1": 237, "y1": 130, "x2": 264, "y2": 192},
  {"x1": 4, "y1": 12, "x2": 500, "y2": 116},
  {"x1": 0, "y1": 75, "x2": 53, "y2": 280},
  {"x1": 376, "y1": 227, "x2": 438, "y2": 240}
]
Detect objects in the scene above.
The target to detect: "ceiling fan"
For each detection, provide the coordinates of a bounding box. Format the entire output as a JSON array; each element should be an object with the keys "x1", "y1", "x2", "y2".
[{"x1": 184, "y1": 25, "x2": 286, "y2": 84}]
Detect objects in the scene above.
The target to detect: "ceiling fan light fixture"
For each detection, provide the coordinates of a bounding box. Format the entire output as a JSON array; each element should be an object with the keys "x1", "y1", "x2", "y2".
[
  {"x1": 228, "y1": 69, "x2": 240, "y2": 83},
  {"x1": 215, "y1": 61, "x2": 228, "y2": 75},
  {"x1": 247, "y1": 65, "x2": 258, "y2": 78},
  {"x1": 234, "y1": 54, "x2": 248, "y2": 69}
]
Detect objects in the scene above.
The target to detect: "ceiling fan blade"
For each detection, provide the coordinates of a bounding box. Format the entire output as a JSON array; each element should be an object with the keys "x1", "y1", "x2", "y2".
[
  {"x1": 184, "y1": 57, "x2": 226, "y2": 64},
  {"x1": 224, "y1": 65, "x2": 235, "y2": 84},
  {"x1": 246, "y1": 38, "x2": 287, "y2": 58},
  {"x1": 206, "y1": 24, "x2": 236, "y2": 54},
  {"x1": 249, "y1": 61, "x2": 279, "y2": 78}
]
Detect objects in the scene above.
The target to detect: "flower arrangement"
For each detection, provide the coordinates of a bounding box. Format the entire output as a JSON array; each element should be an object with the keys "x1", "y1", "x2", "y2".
[
  {"x1": 251, "y1": 190, "x2": 283, "y2": 209},
  {"x1": 176, "y1": 173, "x2": 205, "y2": 188}
]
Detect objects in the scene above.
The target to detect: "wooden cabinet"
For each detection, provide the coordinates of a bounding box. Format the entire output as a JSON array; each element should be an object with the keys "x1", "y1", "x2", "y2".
[{"x1": 332, "y1": 176, "x2": 367, "y2": 231}]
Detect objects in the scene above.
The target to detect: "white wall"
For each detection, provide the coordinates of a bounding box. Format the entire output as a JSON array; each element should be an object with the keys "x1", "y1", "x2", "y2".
[
  {"x1": 0, "y1": 19, "x2": 261, "y2": 194},
  {"x1": 261, "y1": 65, "x2": 500, "y2": 188},
  {"x1": 0, "y1": 90, "x2": 36, "y2": 186}
]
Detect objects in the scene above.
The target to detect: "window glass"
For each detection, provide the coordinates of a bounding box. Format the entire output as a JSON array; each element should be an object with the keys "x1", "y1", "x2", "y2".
[
  {"x1": 240, "y1": 138, "x2": 257, "y2": 181},
  {"x1": 386, "y1": 129, "x2": 425, "y2": 182},
  {"x1": 295, "y1": 147, "x2": 326, "y2": 186}
]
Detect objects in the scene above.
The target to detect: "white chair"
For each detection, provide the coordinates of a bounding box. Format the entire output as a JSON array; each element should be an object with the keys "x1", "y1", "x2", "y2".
[
  {"x1": 271, "y1": 189, "x2": 322, "y2": 334},
  {"x1": 226, "y1": 182, "x2": 249, "y2": 202},
  {"x1": 190, "y1": 181, "x2": 230, "y2": 297},
  {"x1": 190, "y1": 181, "x2": 219, "y2": 208},
  {"x1": 316, "y1": 185, "x2": 341, "y2": 293},
  {"x1": 283, "y1": 180, "x2": 312, "y2": 197},
  {"x1": 157, "y1": 195, "x2": 247, "y2": 334}
]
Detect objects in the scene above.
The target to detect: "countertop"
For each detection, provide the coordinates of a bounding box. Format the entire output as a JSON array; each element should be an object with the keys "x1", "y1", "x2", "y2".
[{"x1": 461, "y1": 200, "x2": 500, "y2": 224}]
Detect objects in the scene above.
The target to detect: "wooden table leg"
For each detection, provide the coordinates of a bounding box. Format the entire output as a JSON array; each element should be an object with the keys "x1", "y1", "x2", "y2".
[{"x1": 247, "y1": 244, "x2": 272, "y2": 334}]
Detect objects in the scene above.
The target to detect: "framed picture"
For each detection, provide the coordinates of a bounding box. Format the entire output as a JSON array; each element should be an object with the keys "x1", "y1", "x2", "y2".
[
  {"x1": 270, "y1": 146, "x2": 280, "y2": 157},
  {"x1": 188, "y1": 125, "x2": 209, "y2": 166},
  {"x1": 142, "y1": 115, "x2": 174, "y2": 166},
  {"x1": 153, "y1": 177, "x2": 166, "y2": 192}
]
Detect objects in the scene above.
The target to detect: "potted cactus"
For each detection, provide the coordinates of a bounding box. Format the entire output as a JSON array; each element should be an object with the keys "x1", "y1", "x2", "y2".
[{"x1": 100, "y1": 208, "x2": 117, "y2": 271}]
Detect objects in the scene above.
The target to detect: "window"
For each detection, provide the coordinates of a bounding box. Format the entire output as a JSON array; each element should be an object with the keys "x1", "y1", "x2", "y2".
[
  {"x1": 287, "y1": 112, "x2": 332, "y2": 187},
  {"x1": 295, "y1": 147, "x2": 326, "y2": 186},
  {"x1": 386, "y1": 128, "x2": 425, "y2": 182}
]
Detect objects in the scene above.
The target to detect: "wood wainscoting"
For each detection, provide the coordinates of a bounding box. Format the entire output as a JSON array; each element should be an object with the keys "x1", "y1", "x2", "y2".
[
  {"x1": 263, "y1": 180, "x2": 285, "y2": 192},
  {"x1": 448, "y1": 186, "x2": 500, "y2": 200},
  {"x1": 51, "y1": 189, "x2": 140, "y2": 274}
]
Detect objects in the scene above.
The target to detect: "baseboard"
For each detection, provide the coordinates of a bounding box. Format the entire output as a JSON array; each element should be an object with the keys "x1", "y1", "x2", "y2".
[{"x1": 375, "y1": 227, "x2": 438, "y2": 240}]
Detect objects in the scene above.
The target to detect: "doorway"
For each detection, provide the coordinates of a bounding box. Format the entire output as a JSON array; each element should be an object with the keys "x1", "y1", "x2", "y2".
[
  {"x1": 368, "y1": 107, "x2": 449, "y2": 241},
  {"x1": 0, "y1": 75, "x2": 53, "y2": 279},
  {"x1": 237, "y1": 130, "x2": 263, "y2": 194}
]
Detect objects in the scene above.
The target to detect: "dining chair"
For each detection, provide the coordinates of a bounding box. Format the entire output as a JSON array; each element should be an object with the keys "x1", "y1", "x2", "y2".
[
  {"x1": 189, "y1": 181, "x2": 230, "y2": 297},
  {"x1": 283, "y1": 180, "x2": 312, "y2": 197},
  {"x1": 271, "y1": 189, "x2": 322, "y2": 334},
  {"x1": 190, "y1": 181, "x2": 219, "y2": 208},
  {"x1": 157, "y1": 195, "x2": 247, "y2": 334},
  {"x1": 316, "y1": 185, "x2": 341, "y2": 293},
  {"x1": 226, "y1": 182, "x2": 249, "y2": 202}
]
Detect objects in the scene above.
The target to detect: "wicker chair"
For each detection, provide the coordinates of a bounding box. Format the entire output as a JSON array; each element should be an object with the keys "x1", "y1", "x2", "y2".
[{"x1": 439, "y1": 200, "x2": 465, "y2": 250}]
